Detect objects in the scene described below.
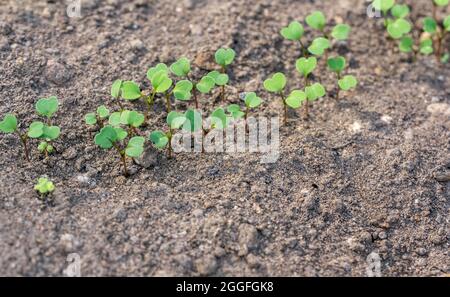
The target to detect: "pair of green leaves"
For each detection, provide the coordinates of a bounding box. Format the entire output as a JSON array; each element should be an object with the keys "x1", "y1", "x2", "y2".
[
  {"x1": 85, "y1": 105, "x2": 110, "y2": 125},
  {"x1": 372, "y1": 0, "x2": 395, "y2": 14},
  {"x1": 296, "y1": 57, "x2": 317, "y2": 77},
  {"x1": 95, "y1": 126, "x2": 145, "y2": 158},
  {"x1": 285, "y1": 83, "x2": 326, "y2": 109},
  {"x1": 38, "y1": 141, "x2": 54, "y2": 154},
  {"x1": 109, "y1": 110, "x2": 145, "y2": 128},
  {"x1": 36, "y1": 96, "x2": 59, "y2": 119},
  {"x1": 308, "y1": 37, "x2": 331, "y2": 56},
  {"x1": 35, "y1": 177, "x2": 55, "y2": 195},
  {"x1": 281, "y1": 19, "x2": 350, "y2": 41},
  {"x1": 149, "y1": 110, "x2": 189, "y2": 149},
  {"x1": 28, "y1": 122, "x2": 60, "y2": 140},
  {"x1": 399, "y1": 37, "x2": 434, "y2": 55},
  {"x1": 170, "y1": 58, "x2": 191, "y2": 77},
  {"x1": 244, "y1": 92, "x2": 262, "y2": 109},
  {"x1": 264, "y1": 73, "x2": 287, "y2": 93},
  {"x1": 387, "y1": 18, "x2": 411, "y2": 39},
  {"x1": 215, "y1": 48, "x2": 236, "y2": 68},
  {"x1": 327, "y1": 56, "x2": 358, "y2": 91}
]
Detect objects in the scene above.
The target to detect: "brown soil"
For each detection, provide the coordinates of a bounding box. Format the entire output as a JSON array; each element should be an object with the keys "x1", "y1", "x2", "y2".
[{"x1": 0, "y1": 0, "x2": 449, "y2": 276}]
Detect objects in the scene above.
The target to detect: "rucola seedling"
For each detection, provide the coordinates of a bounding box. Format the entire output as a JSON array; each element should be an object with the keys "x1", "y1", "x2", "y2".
[
  {"x1": 94, "y1": 125, "x2": 145, "y2": 177},
  {"x1": 263, "y1": 72, "x2": 288, "y2": 124},
  {"x1": 85, "y1": 105, "x2": 110, "y2": 129},
  {"x1": 373, "y1": 0, "x2": 450, "y2": 63},
  {"x1": 281, "y1": 11, "x2": 351, "y2": 58},
  {"x1": 327, "y1": 56, "x2": 358, "y2": 100},
  {"x1": 214, "y1": 48, "x2": 235, "y2": 102},
  {"x1": 34, "y1": 177, "x2": 55, "y2": 198},
  {"x1": 0, "y1": 114, "x2": 30, "y2": 161},
  {"x1": 149, "y1": 111, "x2": 187, "y2": 158},
  {"x1": 29, "y1": 96, "x2": 61, "y2": 158}
]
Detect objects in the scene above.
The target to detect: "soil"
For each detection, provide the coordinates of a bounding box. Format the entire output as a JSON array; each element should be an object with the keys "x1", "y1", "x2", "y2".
[{"x1": 0, "y1": 0, "x2": 449, "y2": 277}]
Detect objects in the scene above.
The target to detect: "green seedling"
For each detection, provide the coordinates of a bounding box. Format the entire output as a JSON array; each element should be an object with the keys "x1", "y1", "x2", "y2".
[
  {"x1": 109, "y1": 109, "x2": 145, "y2": 136},
  {"x1": 213, "y1": 47, "x2": 235, "y2": 102},
  {"x1": 29, "y1": 96, "x2": 61, "y2": 158},
  {"x1": 281, "y1": 12, "x2": 351, "y2": 58},
  {"x1": 146, "y1": 67, "x2": 173, "y2": 113},
  {"x1": 34, "y1": 177, "x2": 55, "y2": 198},
  {"x1": 36, "y1": 96, "x2": 58, "y2": 125},
  {"x1": 170, "y1": 57, "x2": 191, "y2": 77},
  {"x1": 374, "y1": 0, "x2": 450, "y2": 63},
  {"x1": 94, "y1": 125, "x2": 144, "y2": 176},
  {"x1": 194, "y1": 75, "x2": 216, "y2": 108},
  {"x1": 327, "y1": 56, "x2": 358, "y2": 99},
  {"x1": 227, "y1": 104, "x2": 246, "y2": 120},
  {"x1": 264, "y1": 72, "x2": 289, "y2": 124},
  {"x1": 85, "y1": 105, "x2": 110, "y2": 128},
  {"x1": 149, "y1": 111, "x2": 187, "y2": 158},
  {"x1": 243, "y1": 92, "x2": 262, "y2": 121},
  {"x1": 208, "y1": 70, "x2": 229, "y2": 102},
  {"x1": 0, "y1": 114, "x2": 30, "y2": 161},
  {"x1": 296, "y1": 57, "x2": 322, "y2": 118}
]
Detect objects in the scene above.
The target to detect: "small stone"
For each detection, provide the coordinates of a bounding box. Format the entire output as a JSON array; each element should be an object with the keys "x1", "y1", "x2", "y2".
[
  {"x1": 130, "y1": 39, "x2": 145, "y2": 51},
  {"x1": 416, "y1": 248, "x2": 427, "y2": 256},
  {"x1": 378, "y1": 231, "x2": 387, "y2": 240},
  {"x1": 238, "y1": 224, "x2": 258, "y2": 255},
  {"x1": 135, "y1": 146, "x2": 159, "y2": 168},
  {"x1": 63, "y1": 147, "x2": 78, "y2": 160},
  {"x1": 427, "y1": 103, "x2": 450, "y2": 116},
  {"x1": 45, "y1": 60, "x2": 73, "y2": 86},
  {"x1": 0, "y1": 36, "x2": 10, "y2": 51},
  {"x1": 59, "y1": 234, "x2": 75, "y2": 252},
  {"x1": 192, "y1": 209, "x2": 204, "y2": 218},
  {"x1": 435, "y1": 172, "x2": 450, "y2": 182},
  {"x1": 195, "y1": 255, "x2": 218, "y2": 276}
]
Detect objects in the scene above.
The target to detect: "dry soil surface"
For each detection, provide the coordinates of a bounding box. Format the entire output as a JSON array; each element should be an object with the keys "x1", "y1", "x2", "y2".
[{"x1": 0, "y1": 0, "x2": 449, "y2": 276}]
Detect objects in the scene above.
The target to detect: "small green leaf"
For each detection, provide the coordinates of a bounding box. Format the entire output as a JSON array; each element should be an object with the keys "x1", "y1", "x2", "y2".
[
  {"x1": 125, "y1": 136, "x2": 145, "y2": 158},
  {"x1": 372, "y1": 0, "x2": 395, "y2": 14},
  {"x1": 0, "y1": 114, "x2": 17, "y2": 133},
  {"x1": 244, "y1": 92, "x2": 262, "y2": 109},
  {"x1": 441, "y1": 53, "x2": 450, "y2": 63},
  {"x1": 207, "y1": 71, "x2": 229, "y2": 86},
  {"x1": 85, "y1": 113, "x2": 97, "y2": 125},
  {"x1": 327, "y1": 56, "x2": 346, "y2": 73},
  {"x1": 28, "y1": 122, "x2": 45, "y2": 138},
  {"x1": 420, "y1": 39, "x2": 434, "y2": 55},
  {"x1": 210, "y1": 108, "x2": 228, "y2": 129},
  {"x1": 121, "y1": 110, "x2": 144, "y2": 128},
  {"x1": 173, "y1": 80, "x2": 193, "y2": 101},
  {"x1": 227, "y1": 104, "x2": 245, "y2": 119},
  {"x1": 196, "y1": 76, "x2": 215, "y2": 93},
  {"x1": 151, "y1": 71, "x2": 173, "y2": 93},
  {"x1": 109, "y1": 112, "x2": 122, "y2": 127},
  {"x1": 434, "y1": 0, "x2": 449, "y2": 7},
  {"x1": 215, "y1": 48, "x2": 236, "y2": 67},
  {"x1": 423, "y1": 17, "x2": 437, "y2": 34},
  {"x1": 94, "y1": 126, "x2": 118, "y2": 149},
  {"x1": 331, "y1": 24, "x2": 351, "y2": 40},
  {"x1": 444, "y1": 16, "x2": 450, "y2": 31},
  {"x1": 399, "y1": 36, "x2": 413, "y2": 53},
  {"x1": 387, "y1": 18, "x2": 411, "y2": 39},
  {"x1": 42, "y1": 125, "x2": 60, "y2": 140},
  {"x1": 263, "y1": 73, "x2": 286, "y2": 93},
  {"x1": 34, "y1": 177, "x2": 55, "y2": 195},
  {"x1": 97, "y1": 105, "x2": 110, "y2": 119},
  {"x1": 170, "y1": 57, "x2": 191, "y2": 77},
  {"x1": 167, "y1": 111, "x2": 186, "y2": 129},
  {"x1": 149, "y1": 131, "x2": 169, "y2": 149},
  {"x1": 115, "y1": 127, "x2": 128, "y2": 141},
  {"x1": 391, "y1": 4, "x2": 410, "y2": 19},
  {"x1": 280, "y1": 21, "x2": 304, "y2": 41},
  {"x1": 296, "y1": 57, "x2": 317, "y2": 77},
  {"x1": 111, "y1": 80, "x2": 122, "y2": 98},
  {"x1": 147, "y1": 63, "x2": 169, "y2": 81},
  {"x1": 183, "y1": 109, "x2": 202, "y2": 132},
  {"x1": 305, "y1": 83, "x2": 326, "y2": 101},
  {"x1": 306, "y1": 11, "x2": 326, "y2": 30},
  {"x1": 36, "y1": 96, "x2": 58, "y2": 118},
  {"x1": 338, "y1": 75, "x2": 358, "y2": 91},
  {"x1": 308, "y1": 37, "x2": 331, "y2": 56},
  {"x1": 121, "y1": 81, "x2": 142, "y2": 100},
  {"x1": 285, "y1": 90, "x2": 306, "y2": 109}
]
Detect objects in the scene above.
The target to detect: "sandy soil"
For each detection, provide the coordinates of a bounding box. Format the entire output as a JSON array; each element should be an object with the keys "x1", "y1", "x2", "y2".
[{"x1": 0, "y1": 0, "x2": 449, "y2": 276}]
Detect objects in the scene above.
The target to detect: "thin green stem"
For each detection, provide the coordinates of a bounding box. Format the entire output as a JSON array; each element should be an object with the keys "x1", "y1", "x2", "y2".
[
  {"x1": 16, "y1": 130, "x2": 30, "y2": 162},
  {"x1": 280, "y1": 91, "x2": 287, "y2": 125},
  {"x1": 165, "y1": 92, "x2": 172, "y2": 113},
  {"x1": 112, "y1": 143, "x2": 128, "y2": 177}
]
